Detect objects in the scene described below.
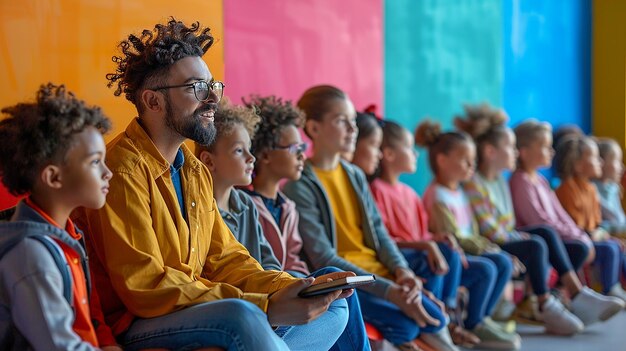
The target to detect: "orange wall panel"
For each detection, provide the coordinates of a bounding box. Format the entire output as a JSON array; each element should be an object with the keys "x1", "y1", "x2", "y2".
[
  {"x1": 0, "y1": 0, "x2": 224, "y2": 139},
  {"x1": 0, "y1": 0, "x2": 224, "y2": 209}
]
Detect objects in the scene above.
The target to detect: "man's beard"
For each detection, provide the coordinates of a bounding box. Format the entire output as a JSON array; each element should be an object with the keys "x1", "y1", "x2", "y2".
[{"x1": 165, "y1": 98, "x2": 217, "y2": 146}]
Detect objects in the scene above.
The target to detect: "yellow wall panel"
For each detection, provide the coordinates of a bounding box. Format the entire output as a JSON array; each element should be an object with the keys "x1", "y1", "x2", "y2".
[
  {"x1": 0, "y1": 0, "x2": 224, "y2": 141},
  {"x1": 593, "y1": 0, "x2": 626, "y2": 147}
]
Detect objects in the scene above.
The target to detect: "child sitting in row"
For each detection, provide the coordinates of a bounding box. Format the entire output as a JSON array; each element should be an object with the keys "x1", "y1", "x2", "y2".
[
  {"x1": 195, "y1": 98, "x2": 371, "y2": 351},
  {"x1": 414, "y1": 120, "x2": 522, "y2": 350},
  {"x1": 594, "y1": 138, "x2": 626, "y2": 236},
  {"x1": 354, "y1": 114, "x2": 496, "y2": 349},
  {"x1": 553, "y1": 134, "x2": 626, "y2": 301},
  {"x1": 282, "y1": 85, "x2": 455, "y2": 351},
  {"x1": 0, "y1": 84, "x2": 120, "y2": 350},
  {"x1": 196, "y1": 100, "x2": 368, "y2": 350},
  {"x1": 509, "y1": 120, "x2": 625, "y2": 326},
  {"x1": 457, "y1": 104, "x2": 618, "y2": 334}
]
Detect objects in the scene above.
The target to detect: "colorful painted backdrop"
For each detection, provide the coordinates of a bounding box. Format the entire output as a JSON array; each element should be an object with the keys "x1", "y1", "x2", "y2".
[{"x1": 0, "y1": 0, "x2": 599, "y2": 208}]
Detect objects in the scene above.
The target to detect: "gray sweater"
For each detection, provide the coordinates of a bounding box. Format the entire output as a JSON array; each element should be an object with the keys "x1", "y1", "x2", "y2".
[
  {"x1": 282, "y1": 160, "x2": 408, "y2": 298},
  {"x1": 0, "y1": 202, "x2": 98, "y2": 351},
  {"x1": 219, "y1": 189, "x2": 284, "y2": 272}
]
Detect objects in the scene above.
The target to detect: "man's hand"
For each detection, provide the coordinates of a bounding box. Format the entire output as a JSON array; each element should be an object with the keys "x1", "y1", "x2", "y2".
[
  {"x1": 312, "y1": 271, "x2": 356, "y2": 299},
  {"x1": 267, "y1": 278, "x2": 341, "y2": 326}
]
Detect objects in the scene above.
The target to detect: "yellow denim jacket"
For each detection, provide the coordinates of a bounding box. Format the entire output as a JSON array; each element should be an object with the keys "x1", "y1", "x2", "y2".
[{"x1": 76, "y1": 119, "x2": 296, "y2": 332}]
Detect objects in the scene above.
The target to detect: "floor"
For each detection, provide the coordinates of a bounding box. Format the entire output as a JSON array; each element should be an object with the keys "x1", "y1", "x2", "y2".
[
  {"x1": 512, "y1": 310, "x2": 625, "y2": 351},
  {"x1": 371, "y1": 310, "x2": 626, "y2": 350}
]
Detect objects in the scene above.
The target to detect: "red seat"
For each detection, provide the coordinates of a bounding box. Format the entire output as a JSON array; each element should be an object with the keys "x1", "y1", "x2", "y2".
[{"x1": 365, "y1": 322, "x2": 383, "y2": 341}]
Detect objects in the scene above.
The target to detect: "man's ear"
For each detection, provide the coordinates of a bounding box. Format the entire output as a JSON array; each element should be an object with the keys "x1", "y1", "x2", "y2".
[
  {"x1": 199, "y1": 150, "x2": 216, "y2": 171},
  {"x1": 40, "y1": 164, "x2": 63, "y2": 190},
  {"x1": 305, "y1": 119, "x2": 320, "y2": 140},
  {"x1": 139, "y1": 89, "x2": 164, "y2": 113}
]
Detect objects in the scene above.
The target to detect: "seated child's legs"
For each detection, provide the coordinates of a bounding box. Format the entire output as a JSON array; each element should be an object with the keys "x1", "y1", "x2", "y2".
[
  {"x1": 593, "y1": 241, "x2": 621, "y2": 294},
  {"x1": 461, "y1": 256, "x2": 497, "y2": 329},
  {"x1": 436, "y1": 243, "x2": 463, "y2": 308},
  {"x1": 501, "y1": 236, "x2": 550, "y2": 295},
  {"x1": 275, "y1": 296, "x2": 347, "y2": 351},
  {"x1": 356, "y1": 290, "x2": 447, "y2": 345},
  {"x1": 563, "y1": 239, "x2": 591, "y2": 272},
  {"x1": 523, "y1": 225, "x2": 577, "y2": 276},
  {"x1": 481, "y1": 252, "x2": 513, "y2": 316},
  {"x1": 306, "y1": 266, "x2": 371, "y2": 351},
  {"x1": 401, "y1": 248, "x2": 445, "y2": 300},
  {"x1": 122, "y1": 299, "x2": 289, "y2": 351}
]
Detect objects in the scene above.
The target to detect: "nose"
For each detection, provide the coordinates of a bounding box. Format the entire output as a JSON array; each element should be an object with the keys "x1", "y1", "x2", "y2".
[
  {"x1": 347, "y1": 120, "x2": 357, "y2": 133},
  {"x1": 103, "y1": 163, "x2": 113, "y2": 181}
]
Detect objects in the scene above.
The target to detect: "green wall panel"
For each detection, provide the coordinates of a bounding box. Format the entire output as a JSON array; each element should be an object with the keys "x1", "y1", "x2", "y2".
[{"x1": 384, "y1": 0, "x2": 503, "y2": 193}]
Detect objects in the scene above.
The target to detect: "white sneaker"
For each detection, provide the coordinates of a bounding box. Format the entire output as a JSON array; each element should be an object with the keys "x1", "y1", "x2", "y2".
[
  {"x1": 471, "y1": 321, "x2": 521, "y2": 350},
  {"x1": 608, "y1": 284, "x2": 626, "y2": 306},
  {"x1": 419, "y1": 327, "x2": 460, "y2": 351},
  {"x1": 538, "y1": 296, "x2": 584, "y2": 335},
  {"x1": 570, "y1": 286, "x2": 625, "y2": 325}
]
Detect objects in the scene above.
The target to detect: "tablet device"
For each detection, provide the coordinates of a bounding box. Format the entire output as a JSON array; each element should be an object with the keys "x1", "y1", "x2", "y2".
[{"x1": 298, "y1": 275, "x2": 376, "y2": 297}]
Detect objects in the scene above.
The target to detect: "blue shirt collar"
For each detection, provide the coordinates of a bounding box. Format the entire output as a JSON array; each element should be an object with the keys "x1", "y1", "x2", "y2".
[{"x1": 170, "y1": 148, "x2": 185, "y2": 173}]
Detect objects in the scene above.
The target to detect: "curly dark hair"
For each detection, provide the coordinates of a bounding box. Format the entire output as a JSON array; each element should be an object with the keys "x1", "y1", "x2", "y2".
[
  {"x1": 0, "y1": 83, "x2": 111, "y2": 195},
  {"x1": 415, "y1": 119, "x2": 472, "y2": 175},
  {"x1": 242, "y1": 95, "x2": 304, "y2": 162},
  {"x1": 195, "y1": 98, "x2": 260, "y2": 155},
  {"x1": 454, "y1": 103, "x2": 509, "y2": 166},
  {"x1": 106, "y1": 17, "x2": 214, "y2": 111}
]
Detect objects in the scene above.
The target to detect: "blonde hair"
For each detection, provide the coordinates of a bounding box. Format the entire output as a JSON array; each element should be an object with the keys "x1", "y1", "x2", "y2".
[
  {"x1": 513, "y1": 119, "x2": 552, "y2": 149},
  {"x1": 596, "y1": 137, "x2": 620, "y2": 161}
]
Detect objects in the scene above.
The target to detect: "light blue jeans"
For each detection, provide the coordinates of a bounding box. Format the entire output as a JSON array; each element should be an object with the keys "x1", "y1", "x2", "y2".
[
  {"x1": 287, "y1": 266, "x2": 371, "y2": 351},
  {"x1": 121, "y1": 299, "x2": 289, "y2": 351}
]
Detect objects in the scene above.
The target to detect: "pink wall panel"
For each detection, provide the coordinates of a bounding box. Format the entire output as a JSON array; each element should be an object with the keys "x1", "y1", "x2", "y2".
[{"x1": 223, "y1": 0, "x2": 383, "y2": 111}]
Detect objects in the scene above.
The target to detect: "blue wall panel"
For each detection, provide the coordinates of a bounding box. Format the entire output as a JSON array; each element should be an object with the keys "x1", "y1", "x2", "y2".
[{"x1": 503, "y1": 0, "x2": 591, "y2": 133}]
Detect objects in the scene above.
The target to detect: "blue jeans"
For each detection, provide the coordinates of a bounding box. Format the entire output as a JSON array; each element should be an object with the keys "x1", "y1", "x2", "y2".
[
  {"x1": 402, "y1": 244, "x2": 463, "y2": 308},
  {"x1": 462, "y1": 252, "x2": 512, "y2": 329},
  {"x1": 121, "y1": 299, "x2": 289, "y2": 351},
  {"x1": 287, "y1": 267, "x2": 371, "y2": 351},
  {"x1": 593, "y1": 240, "x2": 623, "y2": 293},
  {"x1": 502, "y1": 236, "x2": 551, "y2": 295},
  {"x1": 356, "y1": 289, "x2": 447, "y2": 345},
  {"x1": 563, "y1": 239, "x2": 591, "y2": 271}
]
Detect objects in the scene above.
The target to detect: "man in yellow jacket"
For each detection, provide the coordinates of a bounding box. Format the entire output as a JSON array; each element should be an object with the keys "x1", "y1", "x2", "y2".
[{"x1": 75, "y1": 18, "x2": 351, "y2": 351}]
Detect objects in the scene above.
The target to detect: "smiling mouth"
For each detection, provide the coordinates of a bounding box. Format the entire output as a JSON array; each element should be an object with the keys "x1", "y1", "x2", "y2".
[{"x1": 199, "y1": 110, "x2": 215, "y2": 122}]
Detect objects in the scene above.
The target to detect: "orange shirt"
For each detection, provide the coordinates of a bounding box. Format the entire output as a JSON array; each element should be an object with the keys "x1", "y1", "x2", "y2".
[
  {"x1": 555, "y1": 177, "x2": 602, "y2": 232},
  {"x1": 25, "y1": 198, "x2": 99, "y2": 347}
]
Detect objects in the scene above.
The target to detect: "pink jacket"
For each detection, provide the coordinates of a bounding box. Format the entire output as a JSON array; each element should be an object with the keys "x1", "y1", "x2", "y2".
[
  {"x1": 509, "y1": 170, "x2": 592, "y2": 247},
  {"x1": 250, "y1": 192, "x2": 310, "y2": 275}
]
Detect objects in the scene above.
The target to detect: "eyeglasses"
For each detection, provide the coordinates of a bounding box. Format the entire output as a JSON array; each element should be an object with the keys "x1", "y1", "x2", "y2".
[
  {"x1": 274, "y1": 142, "x2": 307, "y2": 155},
  {"x1": 151, "y1": 80, "x2": 225, "y2": 102}
]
